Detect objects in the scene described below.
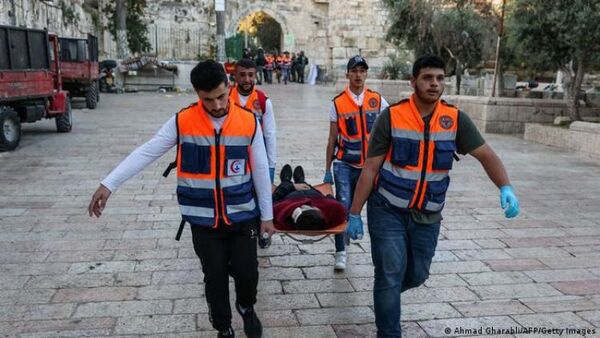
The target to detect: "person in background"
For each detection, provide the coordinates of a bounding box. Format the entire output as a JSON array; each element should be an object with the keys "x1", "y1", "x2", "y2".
[
  {"x1": 296, "y1": 51, "x2": 309, "y2": 84},
  {"x1": 264, "y1": 53, "x2": 274, "y2": 84},
  {"x1": 324, "y1": 55, "x2": 389, "y2": 271},
  {"x1": 255, "y1": 48, "x2": 266, "y2": 85},
  {"x1": 230, "y1": 58, "x2": 278, "y2": 183},
  {"x1": 281, "y1": 51, "x2": 292, "y2": 85}
]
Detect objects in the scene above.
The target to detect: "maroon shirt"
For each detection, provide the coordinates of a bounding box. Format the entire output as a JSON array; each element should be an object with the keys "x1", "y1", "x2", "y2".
[{"x1": 274, "y1": 195, "x2": 347, "y2": 231}]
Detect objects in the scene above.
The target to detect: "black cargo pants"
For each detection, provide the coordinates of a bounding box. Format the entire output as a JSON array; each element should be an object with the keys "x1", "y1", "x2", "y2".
[{"x1": 191, "y1": 218, "x2": 259, "y2": 331}]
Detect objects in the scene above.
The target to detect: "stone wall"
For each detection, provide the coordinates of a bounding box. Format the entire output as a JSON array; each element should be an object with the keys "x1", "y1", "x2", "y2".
[
  {"x1": 227, "y1": 0, "x2": 396, "y2": 79},
  {"x1": 0, "y1": 0, "x2": 94, "y2": 39},
  {"x1": 1, "y1": 0, "x2": 396, "y2": 77},
  {"x1": 114, "y1": 61, "x2": 197, "y2": 92},
  {"x1": 442, "y1": 96, "x2": 600, "y2": 134},
  {"x1": 525, "y1": 122, "x2": 600, "y2": 158},
  {"x1": 326, "y1": 0, "x2": 396, "y2": 78}
]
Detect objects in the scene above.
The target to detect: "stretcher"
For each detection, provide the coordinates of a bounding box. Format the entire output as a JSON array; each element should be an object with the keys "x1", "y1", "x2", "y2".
[{"x1": 273, "y1": 183, "x2": 348, "y2": 244}]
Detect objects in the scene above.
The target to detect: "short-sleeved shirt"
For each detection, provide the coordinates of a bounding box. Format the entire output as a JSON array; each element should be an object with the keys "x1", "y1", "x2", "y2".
[{"x1": 367, "y1": 107, "x2": 485, "y2": 224}]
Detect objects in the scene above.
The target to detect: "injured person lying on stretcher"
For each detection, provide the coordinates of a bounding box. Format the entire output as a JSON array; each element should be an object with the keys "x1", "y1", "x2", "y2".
[{"x1": 273, "y1": 164, "x2": 347, "y2": 231}]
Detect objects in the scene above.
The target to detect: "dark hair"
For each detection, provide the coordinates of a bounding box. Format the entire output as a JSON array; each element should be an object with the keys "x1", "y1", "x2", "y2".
[
  {"x1": 236, "y1": 58, "x2": 256, "y2": 71},
  {"x1": 294, "y1": 208, "x2": 326, "y2": 230},
  {"x1": 190, "y1": 60, "x2": 228, "y2": 92},
  {"x1": 412, "y1": 55, "x2": 446, "y2": 78}
]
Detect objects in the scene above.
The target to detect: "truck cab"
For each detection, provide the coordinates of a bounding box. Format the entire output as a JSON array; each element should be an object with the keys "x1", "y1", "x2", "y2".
[{"x1": 59, "y1": 34, "x2": 100, "y2": 109}]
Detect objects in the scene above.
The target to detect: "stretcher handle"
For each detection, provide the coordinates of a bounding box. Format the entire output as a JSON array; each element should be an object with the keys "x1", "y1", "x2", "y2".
[{"x1": 283, "y1": 233, "x2": 330, "y2": 244}]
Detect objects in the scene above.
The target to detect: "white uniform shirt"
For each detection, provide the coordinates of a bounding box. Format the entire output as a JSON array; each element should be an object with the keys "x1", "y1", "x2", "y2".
[
  {"x1": 101, "y1": 110, "x2": 273, "y2": 221},
  {"x1": 238, "y1": 93, "x2": 277, "y2": 169}
]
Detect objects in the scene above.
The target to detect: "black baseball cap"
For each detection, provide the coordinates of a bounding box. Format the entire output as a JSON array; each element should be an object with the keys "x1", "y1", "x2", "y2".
[{"x1": 347, "y1": 55, "x2": 369, "y2": 71}]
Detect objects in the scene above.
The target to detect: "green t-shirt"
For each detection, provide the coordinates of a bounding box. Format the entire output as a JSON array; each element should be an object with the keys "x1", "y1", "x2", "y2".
[{"x1": 367, "y1": 106, "x2": 485, "y2": 224}]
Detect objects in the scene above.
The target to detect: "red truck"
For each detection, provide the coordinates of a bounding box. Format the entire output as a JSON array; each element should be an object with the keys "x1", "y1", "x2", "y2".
[
  {"x1": 0, "y1": 25, "x2": 72, "y2": 151},
  {"x1": 59, "y1": 34, "x2": 100, "y2": 109}
]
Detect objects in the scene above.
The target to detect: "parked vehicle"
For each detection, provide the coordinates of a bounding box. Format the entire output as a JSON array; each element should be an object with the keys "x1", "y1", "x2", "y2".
[
  {"x1": 99, "y1": 59, "x2": 119, "y2": 93},
  {"x1": 0, "y1": 25, "x2": 72, "y2": 151},
  {"x1": 59, "y1": 34, "x2": 100, "y2": 109}
]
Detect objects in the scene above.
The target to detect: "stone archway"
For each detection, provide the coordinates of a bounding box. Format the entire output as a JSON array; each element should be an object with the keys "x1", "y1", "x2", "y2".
[{"x1": 227, "y1": 5, "x2": 294, "y2": 52}]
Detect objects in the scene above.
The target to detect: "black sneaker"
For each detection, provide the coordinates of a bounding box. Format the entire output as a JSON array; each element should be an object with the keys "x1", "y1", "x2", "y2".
[
  {"x1": 217, "y1": 327, "x2": 235, "y2": 338},
  {"x1": 279, "y1": 164, "x2": 292, "y2": 183},
  {"x1": 293, "y1": 166, "x2": 305, "y2": 184},
  {"x1": 236, "y1": 302, "x2": 262, "y2": 338}
]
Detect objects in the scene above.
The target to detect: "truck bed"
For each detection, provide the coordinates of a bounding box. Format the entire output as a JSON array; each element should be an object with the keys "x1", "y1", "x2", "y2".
[
  {"x1": 0, "y1": 70, "x2": 55, "y2": 102},
  {"x1": 60, "y1": 61, "x2": 99, "y2": 83}
]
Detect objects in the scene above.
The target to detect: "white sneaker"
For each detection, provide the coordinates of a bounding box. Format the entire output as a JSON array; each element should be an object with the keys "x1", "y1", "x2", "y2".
[{"x1": 334, "y1": 251, "x2": 347, "y2": 271}]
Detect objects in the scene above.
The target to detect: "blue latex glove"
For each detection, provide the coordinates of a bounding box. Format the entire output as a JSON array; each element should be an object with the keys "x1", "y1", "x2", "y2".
[
  {"x1": 269, "y1": 168, "x2": 275, "y2": 184},
  {"x1": 500, "y1": 185, "x2": 520, "y2": 218},
  {"x1": 323, "y1": 170, "x2": 334, "y2": 184},
  {"x1": 346, "y1": 213, "x2": 364, "y2": 240}
]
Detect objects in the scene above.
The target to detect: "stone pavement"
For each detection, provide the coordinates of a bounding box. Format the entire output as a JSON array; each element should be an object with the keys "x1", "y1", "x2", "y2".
[{"x1": 0, "y1": 83, "x2": 599, "y2": 337}]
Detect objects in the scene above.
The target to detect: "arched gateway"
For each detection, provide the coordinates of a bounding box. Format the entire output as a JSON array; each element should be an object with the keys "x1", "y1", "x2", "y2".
[{"x1": 225, "y1": 0, "x2": 395, "y2": 77}]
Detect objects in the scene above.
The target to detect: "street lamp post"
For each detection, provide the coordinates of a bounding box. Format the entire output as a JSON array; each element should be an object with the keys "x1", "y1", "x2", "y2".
[
  {"x1": 491, "y1": 0, "x2": 506, "y2": 97},
  {"x1": 215, "y1": 0, "x2": 226, "y2": 62}
]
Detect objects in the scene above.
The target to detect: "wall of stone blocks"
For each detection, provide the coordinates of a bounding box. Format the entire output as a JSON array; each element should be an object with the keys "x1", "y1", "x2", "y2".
[
  {"x1": 444, "y1": 96, "x2": 600, "y2": 134},
  {"x1": 525, "y1": 122, "x2": 600, "y2": 158}
]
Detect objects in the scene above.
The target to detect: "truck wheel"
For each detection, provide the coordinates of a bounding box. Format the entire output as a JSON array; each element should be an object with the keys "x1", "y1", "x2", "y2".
[
  {"x1": 95, "y1": 81, "x2": 100, "y2": 103},
  {"x1": 0, "y1": 106, "x2": 21, "y2": 151},
  {"x1": 56, "y1": 99, "x2": 73, "y2": 133},
  {"x1": 86, "y1": 81, "x2": 98, "y2": 109}
]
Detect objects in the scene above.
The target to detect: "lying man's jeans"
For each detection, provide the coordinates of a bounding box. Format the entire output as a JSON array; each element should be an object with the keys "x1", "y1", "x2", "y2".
[
  {"x1": 367, "y1": 192, "x2": 441, "y2": 338},
  {"x1": 333, "y1": 161, "x2": 362, "y2": 252}
]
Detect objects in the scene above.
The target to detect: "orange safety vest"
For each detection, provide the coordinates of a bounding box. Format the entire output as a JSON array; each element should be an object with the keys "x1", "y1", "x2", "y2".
[
  {"x1": 175, "y1": 101, "x2": 259, "y2": 228},
  {"x1": 229, "y1": 86, "x2": 267, "y2": 125},
  {"x1": 333, "y1": 87, "x2": 382, "y2": 167},
  {"x1": 265, "y1": 56, "x2": 274, "y2": 70},
  {"x1": 376, "y1": 94, "x2": 459, "y2": 213}
]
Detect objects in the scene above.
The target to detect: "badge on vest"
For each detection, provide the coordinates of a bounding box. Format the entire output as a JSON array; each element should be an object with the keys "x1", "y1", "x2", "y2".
[
  {"x1": 227, "y1": 159, "x2": 246, "y2": 176},
  {"x1": 368, "y1": 98, "x2": 378, "y2": 108},
  {"x1": 439, "y1": 115, "x2": 454, "y2": 129}
]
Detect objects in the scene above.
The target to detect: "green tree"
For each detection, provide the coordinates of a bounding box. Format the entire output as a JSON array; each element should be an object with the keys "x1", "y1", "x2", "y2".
[
  {"x1": 253, "y1": 15, "x2": 282, "y2": 53},
  {"x1": 506, "y1": 0, "x2": 600, "y2": 120},
  {"x1": 431, "y1": 1, "x2": 494, "y2": 94},
  {"x1": 384, "y1": 0, "x2": 494, "y2": 94},
  {"x1": 105, "y1": 0, "x2": 151, "y2": 57},
  {"x1": 383, "y1": 0, "x2": 438, "y2": 56}
]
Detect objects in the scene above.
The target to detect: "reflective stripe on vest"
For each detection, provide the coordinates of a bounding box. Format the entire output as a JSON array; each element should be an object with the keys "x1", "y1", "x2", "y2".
[
  {"x1": 229, "y1": 87, "x2": 265, "y2": 123},
  {"x1": 176, "y1": 101, "x2": 259, "y2": 228},
  {"x1": 376, "y1": 94, "x2": 459, "y2": 214},
  {"x1": 334, "y1": 87, "x2": 382, "y2": 167}
]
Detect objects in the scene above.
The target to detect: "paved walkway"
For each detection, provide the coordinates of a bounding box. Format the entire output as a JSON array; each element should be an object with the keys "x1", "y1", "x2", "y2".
[{"x1": 1, "y1": 83, "x2": 599, "y2": 337}]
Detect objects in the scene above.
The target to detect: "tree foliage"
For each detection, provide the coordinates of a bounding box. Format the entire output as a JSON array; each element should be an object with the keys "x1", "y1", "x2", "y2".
[
  {"x1": 105, "y1": 0, "x2": 151, "y2": 55},
  {"x1": 254, "y1": 15, "x2": 282, "y2": 53},
  {"x1": 384, "y1": 0, "x2": 494, "y2": 92},
  {"x1": 506, "y1": 0, "x2": 600, "y2": 119},
  {"x1": 432, "y1": 4, "x2": 492, "y2": 70},
  {"x1": 384, "y1": 0, "x2": 495, "y2": 61},
  {"x1": 431, "y1": 2, "x2": 494, "y2": 93},
  {"x1": 383, "y1": 0, "x2": 437, "y2": 56},
  {"x1": 238, "y1": 12, "x2": 282, "y2": 53}
]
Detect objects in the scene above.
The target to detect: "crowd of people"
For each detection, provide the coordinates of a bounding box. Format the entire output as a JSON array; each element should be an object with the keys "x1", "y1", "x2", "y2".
[{"x1": 238, "y1": 47, "x2": 309, "y2": 85}]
